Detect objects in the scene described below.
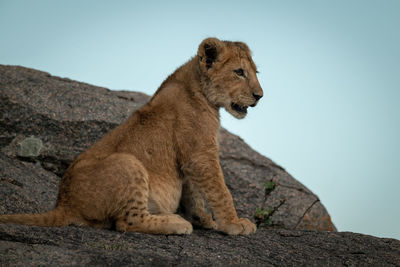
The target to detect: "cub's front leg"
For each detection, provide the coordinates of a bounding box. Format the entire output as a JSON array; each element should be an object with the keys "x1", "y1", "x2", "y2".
[
  {"x1": 182, "y1": 151, "x2": 256, "y2": 235},
  {"x1": 180, "y1": 179, "x2": 216, "y2": 230}
]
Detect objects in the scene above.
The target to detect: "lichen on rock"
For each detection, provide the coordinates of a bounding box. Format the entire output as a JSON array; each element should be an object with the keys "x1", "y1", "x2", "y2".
[{"x1": 17, "y1": 137, "x2": 43, "y2": 158}]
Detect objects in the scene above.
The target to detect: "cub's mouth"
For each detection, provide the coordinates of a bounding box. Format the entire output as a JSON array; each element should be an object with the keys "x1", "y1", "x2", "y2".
[{"x1": 231, "y1": 102, "x2": 248, "y2": 114}]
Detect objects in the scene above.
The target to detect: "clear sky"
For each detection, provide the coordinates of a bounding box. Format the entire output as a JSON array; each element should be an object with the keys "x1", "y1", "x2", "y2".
[{"x1": 1, "y1": 0, "x2": 399, "y2": 239}]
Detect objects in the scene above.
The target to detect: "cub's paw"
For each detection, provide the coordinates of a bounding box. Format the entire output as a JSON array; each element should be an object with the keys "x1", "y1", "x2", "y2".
[
  {"x1": 192, "y1": 213, "x2": 217, "y2": 230},
  {"x1": 169, "y1": 215, "x2": 193, "y2": 235},
  {"x1": 173, "y1": 221, "x2": 193, "y2": 235},
  {"x1": 199, "y1": 214, "x2": 217, "y2": 230},
  {"x1": 218, "y1": 218, "x2": 257, "y2": 235}
]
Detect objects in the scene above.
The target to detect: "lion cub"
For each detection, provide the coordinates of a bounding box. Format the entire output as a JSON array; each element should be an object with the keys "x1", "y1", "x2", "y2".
[{"x1": 0, "y1": 38, "x2": 263, "y2": 235}]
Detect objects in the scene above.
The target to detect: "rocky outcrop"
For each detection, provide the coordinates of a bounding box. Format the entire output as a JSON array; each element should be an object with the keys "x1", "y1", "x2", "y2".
[
  {"x1": 1, "y1": 224, "x2": 399, "y2": 266},
  {"x1": 1, "y1": 65, "x2": 399, "y2": 266}
]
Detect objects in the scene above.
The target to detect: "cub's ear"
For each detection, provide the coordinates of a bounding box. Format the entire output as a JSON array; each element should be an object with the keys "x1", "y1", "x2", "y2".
[
  {"x1": 197, "y1": 38, "x2": 226, "y2": 71},
  {"x1": 233, "y1": 41, "x2": 251, "y2": 53}
]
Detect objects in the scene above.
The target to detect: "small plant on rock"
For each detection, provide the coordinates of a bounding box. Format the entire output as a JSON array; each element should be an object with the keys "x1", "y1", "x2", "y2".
[
  {"x1": 262, "y1": 180, "x2": 275, "y2": 193},
  {"x1": 254, "y1": 207, "x2": 272, "y2": 227}
]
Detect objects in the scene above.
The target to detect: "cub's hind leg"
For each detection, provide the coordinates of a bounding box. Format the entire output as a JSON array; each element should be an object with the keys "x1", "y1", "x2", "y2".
[
  {"x1": 114, "y1": 172, "x2": 192, "y2": 234},
  {"x1": 116, "y1": 211, "x2": 192, "y2": 235},
  {"x1": 96, "y1": 154, "x2": 192, "y2": 235},
  {"x1": 67, "y1": 153, "x2": 192, "y2": 234}
]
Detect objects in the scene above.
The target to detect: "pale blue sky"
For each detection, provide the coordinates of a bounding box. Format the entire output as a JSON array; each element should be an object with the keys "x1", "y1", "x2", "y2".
[{"x1": 1, "y1": 0, "x2": 399, "y2": 239}]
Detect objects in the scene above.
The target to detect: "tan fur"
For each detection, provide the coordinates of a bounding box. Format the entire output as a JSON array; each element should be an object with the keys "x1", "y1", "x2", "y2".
[{"x1": 0, "y1": 38, "x2": 263, "y2": 235}]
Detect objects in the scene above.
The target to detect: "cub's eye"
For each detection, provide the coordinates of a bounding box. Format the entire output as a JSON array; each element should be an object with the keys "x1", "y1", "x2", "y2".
[{"x1": 234, "y1": 68, "x2": 245, "y2": 77}]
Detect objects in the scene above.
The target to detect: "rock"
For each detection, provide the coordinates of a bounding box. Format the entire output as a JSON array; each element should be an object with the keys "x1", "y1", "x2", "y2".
[
  {"x1": 1, "y1": 224, "x2": 399, "y2": 266},
  {"x1": 0, "y1": 153, "x2": 59, "y2": 215},
  {"x1": 17, "y1": 137, "x2": 43, "y2": 158},
  {"x1": 2, "y1": 65, "x2": 399, "y2": 265}
]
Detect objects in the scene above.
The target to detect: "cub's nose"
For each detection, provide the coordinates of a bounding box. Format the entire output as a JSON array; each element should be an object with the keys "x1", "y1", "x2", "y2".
[{"x1": 252, "y1": 93, "x2": 263, "y2": 101}]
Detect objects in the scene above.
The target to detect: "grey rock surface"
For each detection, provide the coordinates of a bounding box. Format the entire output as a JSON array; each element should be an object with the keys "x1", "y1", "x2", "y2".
[
  {"x1": 1, "y1": 65, "x2": 399, "y2": 265},
  {"x1": 1, "y1": 224, "x2": 399, "y2": 266}
]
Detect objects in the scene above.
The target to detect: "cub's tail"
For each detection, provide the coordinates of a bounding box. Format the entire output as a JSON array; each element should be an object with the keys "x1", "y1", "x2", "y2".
[{"x1": 0, "y1": 207, "x2": 70, "y2": 227}]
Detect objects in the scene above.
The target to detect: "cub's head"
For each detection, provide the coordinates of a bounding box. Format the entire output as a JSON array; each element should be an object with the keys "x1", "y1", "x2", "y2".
[{"x1": 197, "y1": 37, "x2": 263, "y2": 119}]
